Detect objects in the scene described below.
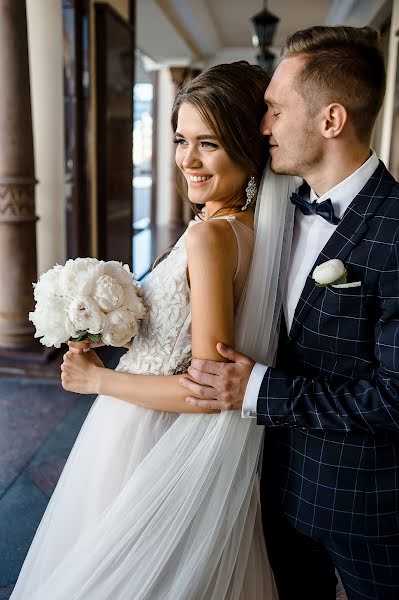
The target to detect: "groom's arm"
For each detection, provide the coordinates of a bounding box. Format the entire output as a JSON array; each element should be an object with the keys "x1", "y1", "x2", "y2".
[
  {"x1": 257, "y1": 241, "x2": 399, "y2": 433},
  {"x1": 181, "y1": 242, "x2": 399, "y2": 433}
]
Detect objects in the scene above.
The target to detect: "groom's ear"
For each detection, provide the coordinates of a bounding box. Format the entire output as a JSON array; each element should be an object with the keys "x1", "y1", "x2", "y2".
[{"x1": 320, "y1": 103, "x2": 347, "y2": 139}]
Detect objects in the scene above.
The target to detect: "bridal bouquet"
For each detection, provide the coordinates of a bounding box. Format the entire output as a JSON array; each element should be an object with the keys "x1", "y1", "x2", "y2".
[{"x1": 29, "y1": 258, "x2": 146, "y2": 348}]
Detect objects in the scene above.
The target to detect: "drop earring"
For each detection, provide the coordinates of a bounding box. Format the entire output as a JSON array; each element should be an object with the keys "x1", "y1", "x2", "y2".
[{"x1": 241, "y1": 176, "x2": 257, "y2": 211}]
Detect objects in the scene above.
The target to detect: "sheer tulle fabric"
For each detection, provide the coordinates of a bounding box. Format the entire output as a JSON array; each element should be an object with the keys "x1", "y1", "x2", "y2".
[
  {"x1": 11, "y1": 163, "x2": 299, "y2": 599},
  {"x1": 235, "y1": 164, "x2": 301, "y2": 364}
]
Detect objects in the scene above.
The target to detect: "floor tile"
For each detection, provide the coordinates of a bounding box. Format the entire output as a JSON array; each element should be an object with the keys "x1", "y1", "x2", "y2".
[
  {"x1": 25, "y1": 458, "x2": 67, "y2": 498},
  {"x1": 0, "y1": 379, "x2": 77, "y2": 497},
  {"x1": 0, "y1": 473, "x2": 48, "y2": 587},
  {"x1": 29, "y1": 395, "x2": 94, "y2": 467}
]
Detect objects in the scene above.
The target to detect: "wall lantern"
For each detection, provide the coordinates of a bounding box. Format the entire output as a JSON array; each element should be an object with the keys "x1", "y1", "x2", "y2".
[{"x1": 251, "y1": 1, "x2": 280, "y2": 73}]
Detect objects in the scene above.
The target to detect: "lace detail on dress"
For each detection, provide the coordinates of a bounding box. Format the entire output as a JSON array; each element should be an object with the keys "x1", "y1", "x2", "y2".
[
  {"x1": 116, "y1": 234, "x2": 192, "y2": 376},
  {"x1": 116, "y1": 217, "x2": 254, "y2": 378}
]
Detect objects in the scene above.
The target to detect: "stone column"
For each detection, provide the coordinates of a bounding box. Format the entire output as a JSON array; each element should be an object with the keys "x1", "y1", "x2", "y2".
[{"x1": 0, "y1": 0, "x2": 38, "y2": 348}]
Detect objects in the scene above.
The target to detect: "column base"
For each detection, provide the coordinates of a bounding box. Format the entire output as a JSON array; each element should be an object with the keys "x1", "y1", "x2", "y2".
[
  {"x1": 0, "y1": 338, "x2": 58, "y2": 364},
  {"x1": 0, "y1": 319, "x2": 37, "y2": 350}
]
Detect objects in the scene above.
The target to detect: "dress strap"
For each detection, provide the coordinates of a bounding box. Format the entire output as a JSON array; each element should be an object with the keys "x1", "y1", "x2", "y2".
[{"x1": 209, "y1": 215, "x2": 253, "y2": 234}]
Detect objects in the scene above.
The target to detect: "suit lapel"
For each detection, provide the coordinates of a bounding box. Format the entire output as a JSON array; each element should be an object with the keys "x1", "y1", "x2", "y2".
[{"x1": 288, "y1": 161, "x2": 396, "y2": 343}]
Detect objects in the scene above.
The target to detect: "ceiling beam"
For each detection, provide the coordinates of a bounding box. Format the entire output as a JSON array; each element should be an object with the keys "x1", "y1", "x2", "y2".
[
  {"x1": 156, "y1": 0, "x2": 221, "y2": 60},
  {"x1": 155, "y1": 0, "x2": 205, "y2": 60},
  {"x1": 325, "y1": 0, "x2": 388, "y2": 26}
]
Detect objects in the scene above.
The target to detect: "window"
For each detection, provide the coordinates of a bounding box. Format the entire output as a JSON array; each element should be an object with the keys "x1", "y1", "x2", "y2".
[{"x1": 133, "y1": 51, "x2": 156, "y2": 278}]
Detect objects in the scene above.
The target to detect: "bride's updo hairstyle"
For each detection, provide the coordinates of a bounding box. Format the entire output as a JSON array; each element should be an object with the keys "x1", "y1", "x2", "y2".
[{"x1": 171, "y1": 61, "x2": 270, "y2": 213}]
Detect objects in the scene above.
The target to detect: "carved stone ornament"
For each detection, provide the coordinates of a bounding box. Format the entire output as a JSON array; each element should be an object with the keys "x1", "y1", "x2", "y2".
[{"x1": 0, "y1": 178, "x2": 37, "y2": 221}]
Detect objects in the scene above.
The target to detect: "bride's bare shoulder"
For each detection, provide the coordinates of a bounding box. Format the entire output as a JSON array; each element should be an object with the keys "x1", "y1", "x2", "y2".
[
  {"x1": 184, "y1": 219, "x2": 237, "y2": 274},
  {"x1": 185, "y1": 218, "x2": 236, "y2": 247}
]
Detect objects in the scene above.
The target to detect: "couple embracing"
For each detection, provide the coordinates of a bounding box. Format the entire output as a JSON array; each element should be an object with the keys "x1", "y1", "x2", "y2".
[{"x1": 12, "y1": 25, "x2": 399, "y2": 600}]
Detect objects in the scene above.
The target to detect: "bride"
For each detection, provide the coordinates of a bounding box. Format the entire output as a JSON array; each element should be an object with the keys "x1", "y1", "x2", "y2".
[{"x1": 11, "y1": 61, "x2": 298, "y2": 599}]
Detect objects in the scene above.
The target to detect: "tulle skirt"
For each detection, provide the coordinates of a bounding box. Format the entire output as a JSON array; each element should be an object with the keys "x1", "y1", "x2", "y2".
[{"x1": 11, "y1": 394, "x2": 277, "y2": 599}]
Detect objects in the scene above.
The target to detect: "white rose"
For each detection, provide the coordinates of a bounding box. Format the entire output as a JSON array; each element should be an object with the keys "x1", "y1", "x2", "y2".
[
  {"x1": 312, "y1": 259, "x2": 347, "y2": 286},
  {"x1": 92, "y1": 275, "x2": 125, "y2": 313},
  {"x1": 60, "y1": 258, "x2": 104, "y2": 299},
  {"x1": 102, "y1": 307, "x2": 139, "y2": 347},
  {"x1": 68, "y1": 296, "x2": 105, "y2": 334},
  {"x1": 29, "y1": 296, "x2": 71, "y2": 348}
]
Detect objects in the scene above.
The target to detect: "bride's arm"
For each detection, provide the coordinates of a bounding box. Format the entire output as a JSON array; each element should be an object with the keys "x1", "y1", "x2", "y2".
[{"x1": 61, "y1": 220, "x2": 238, "y2": 413}]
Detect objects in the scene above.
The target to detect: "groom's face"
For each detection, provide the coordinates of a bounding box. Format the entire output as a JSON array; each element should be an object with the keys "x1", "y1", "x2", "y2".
[{"x1": 261, "y1": 56, "x2": 323, "y2": 177}]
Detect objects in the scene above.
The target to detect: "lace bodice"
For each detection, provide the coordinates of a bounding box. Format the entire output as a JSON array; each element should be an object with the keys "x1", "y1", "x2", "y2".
[{"x1": 117, "y1": 217, "x2": 253, "y2": 377}]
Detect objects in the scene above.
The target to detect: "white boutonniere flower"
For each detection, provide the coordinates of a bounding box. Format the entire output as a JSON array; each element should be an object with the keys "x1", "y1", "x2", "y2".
[
  {"x1": 312, "y1": 259, "x2": 348, "y2": 287},
  {"x1": 312, "y1": 259, "x2": 362, "y2": 289}
]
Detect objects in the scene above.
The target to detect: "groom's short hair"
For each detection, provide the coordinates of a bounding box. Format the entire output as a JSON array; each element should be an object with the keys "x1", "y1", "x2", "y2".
[{"x1": 282, "y1": 26, "x2": 386, "y2": 144}]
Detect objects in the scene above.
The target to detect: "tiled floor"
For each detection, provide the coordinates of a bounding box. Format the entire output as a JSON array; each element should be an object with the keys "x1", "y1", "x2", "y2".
[
  {"x1": 0, "y1": 378, "x2": 95, "y2": 597},
  {"x1": 0, "y1": 347, "x2": 124, "y2": 599}
]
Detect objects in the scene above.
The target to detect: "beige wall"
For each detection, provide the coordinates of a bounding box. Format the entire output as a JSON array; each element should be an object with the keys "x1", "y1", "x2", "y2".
[{"x1": 26, "y1": 0, "x2": 65, "y2": 275}]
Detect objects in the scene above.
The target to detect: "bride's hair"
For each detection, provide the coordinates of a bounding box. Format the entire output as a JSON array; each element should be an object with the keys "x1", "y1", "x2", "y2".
[{"x1": 171, "y1": 61, "x2": 270, "y2": 214}]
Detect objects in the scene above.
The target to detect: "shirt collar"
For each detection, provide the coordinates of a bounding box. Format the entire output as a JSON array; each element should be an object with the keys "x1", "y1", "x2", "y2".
[{"x1": 309, "y1": 150, "x2": 379, "y2": 219}]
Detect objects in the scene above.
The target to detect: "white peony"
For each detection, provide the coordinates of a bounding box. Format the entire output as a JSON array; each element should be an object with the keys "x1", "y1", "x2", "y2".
[
  {"x1": 68, "y1": 296, "x2": 105, "y2": 334},
  {"x1": 101, "y1": 261, "x2": 146, "y2": 320},
  {"x1": 101, "y1": 307, "x2": 139, "y2": 347},
  {"x1": 65, "y1": 315, "x2": 80, "y2": 339},
  {"x1": 33, "y1": 264, "x2": 63, "y2": 303},
  {"x1": 29, "y1": 295, "x2": 72, "y2": 348},
  {"x1": 103, "y1": 261, "x2": 133, "y2": 287},
  {"x1": 92, "y1": 275, "x2": 124, "y2": 313},
  {"x1": 60, "y1": 257, "x2": 104, "y2": 299},
  {"x1": 123, "y1": 285, "x2": 147, "y2": 318},
  {"x1": 29, "y1": 257, "x2": 146, "y2": 348},
  {"x1": 312, "y1": 259, "x2": 347, "y2": 286}
]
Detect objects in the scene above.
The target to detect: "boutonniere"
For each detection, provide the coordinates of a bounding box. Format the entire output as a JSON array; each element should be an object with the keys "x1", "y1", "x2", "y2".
[{"x1": 312, "y1": 259, "x2": 362, "y2": 288}]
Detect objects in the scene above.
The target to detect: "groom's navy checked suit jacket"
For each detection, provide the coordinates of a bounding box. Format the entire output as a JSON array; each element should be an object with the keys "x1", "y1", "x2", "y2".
[{"x1": 259, "y1": 161, "x2": 399, "y2": 542}]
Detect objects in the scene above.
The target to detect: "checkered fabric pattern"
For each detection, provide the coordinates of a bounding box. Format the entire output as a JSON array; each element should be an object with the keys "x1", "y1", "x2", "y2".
[
  {"x1": 325, "y1": 535, "x2": 399, "y2": 599},
  {"x1": 258, "y1": 162, "x2": 399, "y2": 598}
]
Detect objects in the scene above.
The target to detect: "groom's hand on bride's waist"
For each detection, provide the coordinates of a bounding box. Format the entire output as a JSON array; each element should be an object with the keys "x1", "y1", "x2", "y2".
[{"x1": 179, "y1": 343, "x2": 255, "y2": 411}]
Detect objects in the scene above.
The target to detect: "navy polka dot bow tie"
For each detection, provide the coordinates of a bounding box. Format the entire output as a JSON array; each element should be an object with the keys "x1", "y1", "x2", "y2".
[{"x1": 290, "y1": 192, "x2": 340, "y2": 225}]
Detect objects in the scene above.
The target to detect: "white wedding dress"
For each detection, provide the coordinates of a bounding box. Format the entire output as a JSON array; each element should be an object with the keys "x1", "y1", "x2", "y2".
[{"x1": 11, "y1": 216, "x2": 278, "y2": 600}]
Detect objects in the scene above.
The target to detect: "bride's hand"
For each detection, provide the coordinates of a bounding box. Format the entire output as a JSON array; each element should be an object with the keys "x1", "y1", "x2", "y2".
[
  {"x1": 68, "y1": 339, "x2": 133, "y2": 353},
  {"x1": 68, "y1": 340, "x2": 105, "y2": 354},
  {"x1": 61, "y1": 349, "x2": 105, "y2": 394}
]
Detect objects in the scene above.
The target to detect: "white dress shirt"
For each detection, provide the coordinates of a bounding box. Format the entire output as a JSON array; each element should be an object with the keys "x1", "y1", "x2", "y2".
[{"x1": 242, "y1": 150, "x2": 380, "y2": 417}]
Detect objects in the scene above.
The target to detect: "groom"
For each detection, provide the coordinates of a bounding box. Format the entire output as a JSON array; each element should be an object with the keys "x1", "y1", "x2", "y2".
[{"x1": 180, "y1": 26, "x2": 399, "y2": 600}]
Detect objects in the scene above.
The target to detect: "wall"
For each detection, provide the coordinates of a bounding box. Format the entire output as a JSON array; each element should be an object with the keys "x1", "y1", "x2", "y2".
[{"x1": 26, "y1": 0, "x2": 65, "y2": 275}]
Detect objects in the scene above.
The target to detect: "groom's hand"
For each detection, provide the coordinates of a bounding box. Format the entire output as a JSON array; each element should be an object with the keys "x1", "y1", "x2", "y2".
[{"x1": 179, "y1": 343, "x2": 255, "y2": 411}]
